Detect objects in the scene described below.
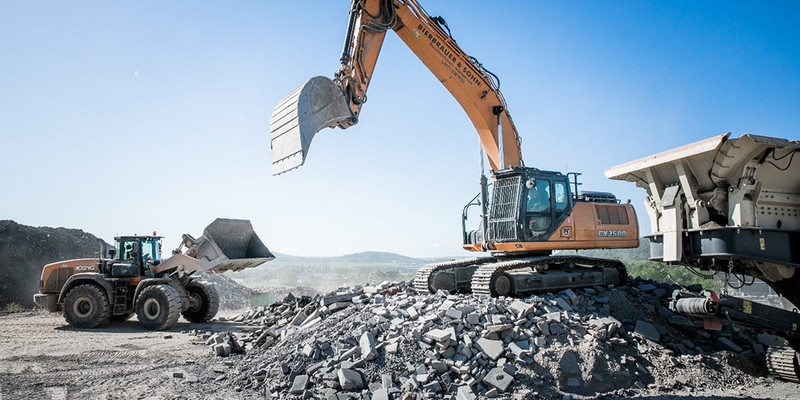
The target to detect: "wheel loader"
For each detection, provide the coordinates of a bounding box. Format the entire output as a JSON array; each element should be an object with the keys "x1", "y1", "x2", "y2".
[
  {"x1": 606, "y1": 133, "x2": 800, "y2": 382},
  {"x1": 269, "y1": 0, "x2": 638, "y2": 297},
  {"x1": 33, "y1": 218, "x2": 274, "y2": 330}
]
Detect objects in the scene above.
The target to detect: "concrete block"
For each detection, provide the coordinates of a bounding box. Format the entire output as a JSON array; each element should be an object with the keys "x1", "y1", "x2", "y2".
[
  {"x1": 554, "y1": 297, "x2": 573, "y2": 311},
  {"x1": 559, "y1": 351, "x2": 581, "y2": 375},
  {"x1": 290, "y1": 375, "x2": 309, "y2": 394},
  {"x1": 371, "y1": 388, "x2": 391, "y2": 400},
  {"x1": 544, "y1": 312, "x2": 561, "y2": 322},
  {"x1": 456, "y1": 385, "x2": 477, "y2": 400},
  {"x1": 564, "y1": 289, "x2": 579, "y2": 305},
  {"x1": 424, "y1": 328, "x2": 452, "y2": 343},
  {"x1": 302, "y1": 343, "x2": 314, "y2": 357},
  {"x1": 509, "y1": 300, "x2": 533, "y2": 316},
  {"x1": 635, "y1": 320, "x2": 661, "y2": 342},
  {"x1": 423, "y1": 380, "x2": 443, "y2": 393},
  {"x1": 549, "y1": 323, "x2": 566, "y2": 335},
  {"x1": 381, "y1": 373, "x2": 394, "y2": 389},
  {"x1": 446, "y1": 308, "x2": 464, "y2": 319},
  {"x1": 508, "y1": 340, "x2": 530, "y2": 357},
  {"x1": 337, "y1": 368, "x2": 364, "y2": 390},
  {"x1": 290, "y1": 311, "x2": 308, "y2": 326},
  {"x1": 483, "y1": 367, "x2": 513, "y2": 392},
  {"x1": 717, "y1": 337, "x2": 744, "y2": 353},
  {"x1": 486, "y1": 324, "x2": 512, "y2": 333},
  {"x1": 438, "y1": 300, "x2": 455, "y2": 312},
  {"x1": 477, "y1": 338, "x2": 504, "y2": 360},
  {"x1": 360, "y1": 332, "x2": 377, "y2": 361},
  {"x1": 537, "y1": 320, "x2": 551, "y2": 335},
  {"x1": 385, "y1": 342, "x2": 398, "y2": 353}
]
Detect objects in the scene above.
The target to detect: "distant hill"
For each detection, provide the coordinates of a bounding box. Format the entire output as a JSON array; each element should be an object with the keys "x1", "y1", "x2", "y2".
[{"x1": 263, "y1": 251, "x2": 450, "y2": 268}]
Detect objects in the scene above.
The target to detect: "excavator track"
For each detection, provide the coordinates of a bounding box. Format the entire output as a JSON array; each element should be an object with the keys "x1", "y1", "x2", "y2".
[
  {"x1": 412, "y1": 257, "x2": 495, "y2": 294},
  {"x1": 471, "y1": 255, "x2": 627, "y2": 297},
  {"x1": 766, "y1": 345, "x2": 800, "y2": 383}
]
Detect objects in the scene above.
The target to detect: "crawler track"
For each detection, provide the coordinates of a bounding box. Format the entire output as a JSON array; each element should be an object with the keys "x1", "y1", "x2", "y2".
[
  {"x1": 413, "y1": 254, "x2": 626, "y2": 297},
  {"x1": 412, "y1": 257, "x2": 494, "y2": 293},
  {"x1": 766, "y1": 345, "x2": 800, "y2": 383},
  {"x1": 471, "y1": 255, "x2": 627, "y2": 296}
]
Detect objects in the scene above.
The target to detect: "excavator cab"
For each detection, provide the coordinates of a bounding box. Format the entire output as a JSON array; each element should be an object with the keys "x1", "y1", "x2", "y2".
[{"x1": 464, "y1": 168, "x2": 574, "y2": 251}]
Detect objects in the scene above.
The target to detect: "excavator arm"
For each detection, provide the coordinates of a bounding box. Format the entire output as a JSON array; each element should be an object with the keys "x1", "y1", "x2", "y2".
[{"x1": 270, "y1": 0, "x2": 523, "y2": 175}]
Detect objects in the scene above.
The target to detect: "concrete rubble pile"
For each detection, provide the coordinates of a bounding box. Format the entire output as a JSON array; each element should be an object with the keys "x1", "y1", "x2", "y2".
[{"x1": 193, "y1": 279, "x2": 770, "y2": 399}]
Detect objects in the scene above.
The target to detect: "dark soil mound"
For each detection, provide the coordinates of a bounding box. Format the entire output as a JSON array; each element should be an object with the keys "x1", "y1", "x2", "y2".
[{"x1": 0, "y1": 220, "x2": 104, "y2": 308}]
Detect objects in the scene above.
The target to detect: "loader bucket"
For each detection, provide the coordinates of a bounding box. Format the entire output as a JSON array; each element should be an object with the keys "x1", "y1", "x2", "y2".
[
  {"x1": 269, "y1": 76, "x2": 354, "y2": 175},
  {"x1": 193, "y1": 218, "x2": 275, "y2": 273}
]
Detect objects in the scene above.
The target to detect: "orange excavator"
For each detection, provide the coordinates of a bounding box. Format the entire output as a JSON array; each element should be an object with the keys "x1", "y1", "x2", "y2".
[{"x1": 270, "y1": 0, "x2": 639, "y2": 296}]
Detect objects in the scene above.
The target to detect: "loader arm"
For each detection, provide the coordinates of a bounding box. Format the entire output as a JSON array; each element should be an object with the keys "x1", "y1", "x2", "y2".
[{"x1": 270, "y1": 0, "x2": 523, "y2": 174}]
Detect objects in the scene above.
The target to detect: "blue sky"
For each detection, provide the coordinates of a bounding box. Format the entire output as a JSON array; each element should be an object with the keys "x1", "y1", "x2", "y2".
[{"x1": 1, "y1": 1, "x2": 798, "y2": 257}]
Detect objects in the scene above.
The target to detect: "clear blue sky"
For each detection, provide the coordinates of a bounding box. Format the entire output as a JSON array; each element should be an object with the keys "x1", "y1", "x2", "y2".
[{"x1": 1, "y1": 1, "x2": 798, "y2": 257}]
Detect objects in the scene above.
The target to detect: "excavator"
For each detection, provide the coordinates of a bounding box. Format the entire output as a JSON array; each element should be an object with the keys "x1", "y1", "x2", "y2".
[{"x1": 270, "y1": 0, "x2": 639, "y2": 297}]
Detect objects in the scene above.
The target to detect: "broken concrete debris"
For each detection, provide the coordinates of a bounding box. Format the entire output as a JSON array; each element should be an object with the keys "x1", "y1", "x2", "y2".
[{"x1": 191, "y1": 276, "x2": 769, "y2": 398}]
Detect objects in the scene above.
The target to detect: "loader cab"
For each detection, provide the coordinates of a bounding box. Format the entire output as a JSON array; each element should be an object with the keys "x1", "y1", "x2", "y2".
[{"x1": 113, "y1": 235, "x2": 163, "y2": 275}]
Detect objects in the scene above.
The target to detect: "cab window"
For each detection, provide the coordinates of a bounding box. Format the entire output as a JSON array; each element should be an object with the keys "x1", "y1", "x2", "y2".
[
  {"x1": 526, "y1": 181, "x2": 551, "y2": 213},
  {"x1": 142, "y1": 238, "x2": 162, "y2": 264},
  {"x1": 116, "y1": 240, "x2": 138, "y2": 262},
  {"x1": 554, "y1": 180, "x2": 569, "y2": 216}
]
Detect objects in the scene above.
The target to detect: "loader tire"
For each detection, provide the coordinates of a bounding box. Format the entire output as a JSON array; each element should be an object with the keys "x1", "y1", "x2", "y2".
[
  {"x1": 136, "y1": 284, "x2": 181, "y2": 330},
  {"x1": 63, "y1": 284, "x2": 111, "y2": 328},
  {"x1": 182, "y1": 280, "x2": 220, "y2": 323}
]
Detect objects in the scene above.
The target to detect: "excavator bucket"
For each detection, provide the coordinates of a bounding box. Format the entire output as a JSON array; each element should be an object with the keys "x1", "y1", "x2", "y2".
[
  {"x1": 192, "y1": 218, "x2": 275, "y2": 273},
  {"x1": 269, "y1": 76, "x2": 353, "y2": 175}
]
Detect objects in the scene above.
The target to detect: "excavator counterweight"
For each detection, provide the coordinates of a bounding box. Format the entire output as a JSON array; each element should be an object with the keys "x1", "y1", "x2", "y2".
[{"x1": 270, "y1": 76, "x2": 354, "y2": 175}]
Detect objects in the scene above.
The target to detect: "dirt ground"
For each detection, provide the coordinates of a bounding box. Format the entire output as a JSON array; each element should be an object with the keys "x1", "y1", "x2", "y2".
[
  {"x1": 1, "y1": 311, "x2": 798, "y2": 400},
  {"x1": 0, "y1": 310, "x2": 258, "y2": 400}
]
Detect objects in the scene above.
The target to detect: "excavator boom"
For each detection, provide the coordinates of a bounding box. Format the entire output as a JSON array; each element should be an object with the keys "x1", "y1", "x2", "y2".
[{"x1": 269, "y1": 0, "x2": 523, "y2": 175}]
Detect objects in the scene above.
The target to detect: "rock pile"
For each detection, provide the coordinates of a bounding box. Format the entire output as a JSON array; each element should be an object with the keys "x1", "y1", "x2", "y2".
[{"x1": 196, "y1": 279, "x2": 768, "y2": 399}]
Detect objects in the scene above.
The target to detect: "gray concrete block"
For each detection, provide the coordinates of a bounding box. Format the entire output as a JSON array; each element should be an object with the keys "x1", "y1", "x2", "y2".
[
  {"x1": 559, "y1": 351, "x2": 580, "y2": 375},
  {"x1": 425, "y1": 328, "x2": 452, "y2": 343},
  {"x1": 337, "y1": 368, "x2": 364, "y2": 390},
  {"x1": 457, "y1": 385, "x2": 477, "y2": 400},
  {"x1": 446, "y1": 308, "x2": 464, "y2": 319},
  {"x1": 371, "y1": 388, "x2": 391, "y2": 400},
  {"x1": 508, "y1": 340, "x2": 530, "y2": 357},
  {"x1": 635, "y1": 320, "x2": 661, "y2": 342},
  {"x1": 360, "y1": 332, "x2": 377, "y2": 361},
  {"x1": 717, "y1": 337, "x2": 744, "y2": 353},
  {"x1": 486, "y1": 324, "x2": 512, "y2": 333},
  {"x1": 554, "y1": 297, "x2": 573, "y2": 311},
  {"x1": 290, "y1": 375, "x2": 309, "y2": 394},
  {"x1": 483, "y1": 367, "x2": 513, "y2": 392},
  {"x1": 381, "y1": 373, "x2": 394, "y2": 389},
  {"x1": 564, "y1": 289, "x2": 579, "y2": 305},
  {"x1": 477, "y1": 338, "x2": 504, "y2": 360}
]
